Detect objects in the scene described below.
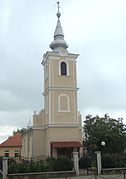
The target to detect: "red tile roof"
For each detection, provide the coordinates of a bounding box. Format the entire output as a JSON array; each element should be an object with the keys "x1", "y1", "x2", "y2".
[
  {"x1": 51, "y1": 141, "x2": 82, "y2": 148},
  {"x1": 0, "y1": 133, "x2": 22, "y2": 147}
]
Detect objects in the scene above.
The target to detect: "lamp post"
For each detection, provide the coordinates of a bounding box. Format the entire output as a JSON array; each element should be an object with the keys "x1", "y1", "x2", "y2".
[
  {"x1": 95, "y1": 141, "x2": 106, "y2": 175},
  {"x1": 101, "y1": 141, "x2": 106, "y2": 171}
]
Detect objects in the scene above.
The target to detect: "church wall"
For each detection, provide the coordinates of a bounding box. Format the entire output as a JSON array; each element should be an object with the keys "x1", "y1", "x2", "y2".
[
  {"x1": 33, "y1": 110, "x2": 45, "y2": 127},
  {"x1": 45, "y1": 127, "x2": 82, "y2": 156},
  {"x1": 22, "y1": 6, "x2": 82, "y2": 159},
  {"x1": 44, "y1": 61, "x2": 49, "y2": 91},
  {"x1": 21, "y1": 130, "x2": 32, "y2": 159},
  {"x1": 50, "y1": 58, "x2": 77, "y2": 88},
  {"x1": 44, "y1": 90, "x2": 49, "y2": 125},
  {"x1": 51, "y1": 90, "x2": 78, "y2": 124},
  {"x1": 32, "y1": 129, "x2": 46, "y2": 157},
  {"x1": 44, "y1": 113, "x2": 49, "y2": 126}
]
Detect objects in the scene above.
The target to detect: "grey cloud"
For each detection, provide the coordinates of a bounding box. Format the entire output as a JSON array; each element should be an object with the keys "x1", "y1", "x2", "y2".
[{"x1": 0, "y1": 0, "x2": 126, "y2": 142}]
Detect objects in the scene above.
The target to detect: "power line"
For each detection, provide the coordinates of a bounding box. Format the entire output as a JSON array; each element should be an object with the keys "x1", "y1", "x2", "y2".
[{"x1": 0, "y1": 121, "x2": 16, "y2": 130}]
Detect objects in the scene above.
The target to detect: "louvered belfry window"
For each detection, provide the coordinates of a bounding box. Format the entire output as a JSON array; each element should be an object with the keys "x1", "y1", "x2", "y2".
[{"x1": 61, "y1": 62, "x2": 67, "y2": 75}]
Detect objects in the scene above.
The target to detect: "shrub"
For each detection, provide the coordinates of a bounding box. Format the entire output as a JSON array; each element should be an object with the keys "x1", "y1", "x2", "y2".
[
  {"x1": 45, "y1": 157, "x2": 56, "y2": 171},
  {"x1": 102, "y1": 153, "x2": 126, "y2": 168},
  {"x1": 53, "y1": 157, "x2": 73, "y2": 171},
  {"x1": 8, "y1": 156, "x2": 73, "y2": 173},
  {"x1": 102, "y1": 154, "x2": 116, "y2": 168}
]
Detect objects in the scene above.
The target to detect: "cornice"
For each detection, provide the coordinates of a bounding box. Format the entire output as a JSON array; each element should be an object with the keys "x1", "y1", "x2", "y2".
[
  {"x1": 43, "y1": 87, "x2": 79, "y2": 95},
  {"x1": 32, "y1": 124, "x2": 81, "y2": 130}
]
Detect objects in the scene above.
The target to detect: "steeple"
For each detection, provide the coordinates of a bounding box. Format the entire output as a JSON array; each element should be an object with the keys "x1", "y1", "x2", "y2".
[{"x1": 50, "y1": 2, "x2": 68, "y2": 52}]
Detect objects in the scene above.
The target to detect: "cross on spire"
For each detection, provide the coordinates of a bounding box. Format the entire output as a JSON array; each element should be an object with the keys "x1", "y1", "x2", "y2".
[
  {"x1": 49, "y1": 1, "x2": 69, "y2": 51},
  {"x1": 56, "y1": 1, "x2": 61, "y2": 20},
  {"x1": 57, "y1": 1, "x2": 60, "y2": 13}
]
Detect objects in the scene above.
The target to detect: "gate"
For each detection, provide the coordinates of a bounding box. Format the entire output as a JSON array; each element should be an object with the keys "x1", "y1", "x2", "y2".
[{"x1": 79, "y1": 152, "x2": 97, "y2": 174}]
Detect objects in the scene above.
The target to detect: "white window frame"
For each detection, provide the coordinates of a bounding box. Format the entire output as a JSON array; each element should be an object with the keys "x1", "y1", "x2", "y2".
[{"x1": 59, "y1": 60, "x2": 69, "y2": 76}]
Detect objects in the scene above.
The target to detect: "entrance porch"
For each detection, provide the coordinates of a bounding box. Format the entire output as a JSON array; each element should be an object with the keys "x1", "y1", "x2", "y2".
[{"x1": 51, "y1": 141, "x2": 82, "y2": 159}]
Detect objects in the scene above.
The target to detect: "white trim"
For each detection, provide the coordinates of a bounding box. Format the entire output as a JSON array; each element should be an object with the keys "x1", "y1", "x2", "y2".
[
  {"x1": 44, "y1": 51, "x2": 79, "y2": 59},
  {"x1": 44, "y1": 63, "x2": 48, "y2": 81},
  {"x1": 58, "y1": 110, "x2": 70, "y2": 112},
  {"x1": 44, "y1": 124, "x2": 81, "y2": 129},
  {"x1": 58, "y1": 94, "x2": 70, "y2": 112},
  {"x1": 49, "y1": 90, "x2": 51, "y2": 124},
  {"x1": 32, "y1": 124, "x2": 81, "y2": 130},
  {"x1": 43, "y1": 87, "x2": 78, "y2": 96},
  {"x1": 74, "y1": 92, "x2": 78, "y2": 124},
  {"x1": 45, "y1": 95, "x2": 48, "y2": 115},
  {"x1": 49, "y1": 61, "x2": 51, "y2": 87}
]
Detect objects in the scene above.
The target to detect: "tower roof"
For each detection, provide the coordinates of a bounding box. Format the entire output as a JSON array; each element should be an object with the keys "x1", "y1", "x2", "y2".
[{"x1": 50, "y1": 2, "x2": 68, "y2": 52}]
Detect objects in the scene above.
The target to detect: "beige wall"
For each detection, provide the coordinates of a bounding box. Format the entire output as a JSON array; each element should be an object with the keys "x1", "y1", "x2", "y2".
[
  {"x1": 43, "y1": 52, "x2": 79, "y2": 127},
  {"x1": 51, "y1": 60, "x2": 77, "y2": 88},
  {"x1": 22, "y1": 126, "x2": 82, "y2": 157},
  {"x1": 32, "y1": 129, "x2": 46, "y2": 157},
  {"x1": 44, "y1": 54, "x2": 78, "y2": 90},
  {"x1": 33, "y1": 110, "x2": 45, "y2": 127},
  {"x1": 51, "y1": 90, "x2": 78, "y2": 124},
  {"x1": 45, "y1": 127, "x2": 82, "y2": 156},
  {"x1": 0, "y1": 146, "x2": 21, "y2": 157},
  {"x1": 22, "y1": 50, "x2": 82, "y2": 159},
  {"x1": 21, "y1": 130, "x2": 32, "y2": 159},
  {"x1": 21, "y1": 128, "x2": 46, "y2": 158}
]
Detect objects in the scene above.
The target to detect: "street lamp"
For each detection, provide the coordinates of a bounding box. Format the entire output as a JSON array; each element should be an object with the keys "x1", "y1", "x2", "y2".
[
  {"x1": 101, "y1": 141, "x2": 105, "y2": 147},
  {"x1": 95, "y1": 141, "x2": 106, "y2": 175}
]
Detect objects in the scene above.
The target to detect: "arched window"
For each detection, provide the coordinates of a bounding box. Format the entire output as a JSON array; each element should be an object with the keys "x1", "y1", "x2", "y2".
[
  {"x1": 61, "y1": 62, "x2": 67, "y2": 75},
  {"x1": 58, "y1": 94, "x2": 70, "y2": 112},
  {"x1": 59, "y1": 60, "x2": 69, "y2": 76}
]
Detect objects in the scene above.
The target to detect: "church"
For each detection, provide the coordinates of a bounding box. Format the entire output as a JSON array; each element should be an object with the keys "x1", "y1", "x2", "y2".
[{"x1": 21, "y1": 3, "x2": 82, "y2": 159}]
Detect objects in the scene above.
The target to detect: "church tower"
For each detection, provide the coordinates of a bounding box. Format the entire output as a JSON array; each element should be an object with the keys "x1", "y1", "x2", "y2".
[
  {"x1": 21, "y1": 2, "x2": 82, "y2": 159},
  {"x1": 42, "y1": 2, "x2": 82, "y2": 157}
]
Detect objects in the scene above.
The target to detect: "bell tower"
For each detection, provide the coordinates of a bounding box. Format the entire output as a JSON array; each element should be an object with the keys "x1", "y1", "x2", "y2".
[
  {"x1": 42, "y1": 2, "x2": 82, "y2": 156},
  {"x1": 21, "y1": 2, "x2": 82, "y2": 159}
]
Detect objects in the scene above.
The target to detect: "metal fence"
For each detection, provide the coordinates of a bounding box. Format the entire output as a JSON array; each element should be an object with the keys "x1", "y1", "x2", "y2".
[{"x1": 6, "y1": 173, "x2": 126, "y2": 179}]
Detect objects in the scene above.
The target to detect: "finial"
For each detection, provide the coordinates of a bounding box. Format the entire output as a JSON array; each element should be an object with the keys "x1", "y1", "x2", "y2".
[
  {"x1": 56, "y1": 1, "x2": 61, "y2": 20},
  {"x1": 49, "y1": 1, "x2": 69, "y2": 51}
]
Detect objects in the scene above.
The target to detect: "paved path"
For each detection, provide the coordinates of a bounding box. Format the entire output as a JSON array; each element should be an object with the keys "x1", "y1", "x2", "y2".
[{"x1": 50, "y1": 174, "x2": 125, "y2": 179}]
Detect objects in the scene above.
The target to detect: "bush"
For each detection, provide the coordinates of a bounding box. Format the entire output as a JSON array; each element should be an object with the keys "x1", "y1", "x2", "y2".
[
  {"x1": 45, "y1": 157, "x2": 56, "y2": 171},
  {"x1": 102, "y1": 154, "x2": 116, "y2": 168},
  {"x1": 53, "y1": 157, "x2": 73, "y2": 171},
  {"x1": 102, "y1": 153, "x2": 126, "y2": 168},
  {"x1": 8, "y1": 156, "x2": 73, "y2": 174}
]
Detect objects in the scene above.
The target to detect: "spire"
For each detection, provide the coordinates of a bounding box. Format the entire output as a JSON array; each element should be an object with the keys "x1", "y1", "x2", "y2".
[{"x1": 50, "y1": 2, "x2": 68, "y2": 52}]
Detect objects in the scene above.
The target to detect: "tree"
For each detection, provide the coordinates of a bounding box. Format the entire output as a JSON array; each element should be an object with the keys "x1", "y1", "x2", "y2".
[
  {"x1": 13, "y1": 128, "x2": 27, "y2": 135},
  {"x1": 83, "y1": 114, "x2": 126, "y2": 153}
]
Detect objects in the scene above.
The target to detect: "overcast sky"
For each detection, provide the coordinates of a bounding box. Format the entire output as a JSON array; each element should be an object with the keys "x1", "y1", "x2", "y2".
[{"x1": 0, "y1": 0, "x2": 126, "y2": 142}]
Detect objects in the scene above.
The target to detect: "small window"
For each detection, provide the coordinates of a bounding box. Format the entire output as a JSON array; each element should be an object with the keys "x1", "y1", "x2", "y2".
[
  {"x1": 4, "y1": 150, "x2": 9, "y2": 157},
  {"x1": 14, "y1": 150, "x2": 19, "y2": 158},
  {"x1": 61, "y1": 62, "x2": 67, "y2": 75}
]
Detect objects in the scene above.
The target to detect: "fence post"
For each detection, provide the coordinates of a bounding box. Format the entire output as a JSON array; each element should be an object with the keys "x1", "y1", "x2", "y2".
[
  {"x1": 124, "y1": 173, "x2": 125, "y2": 179},
  {"x1": 95, "y1": 174, "x2": 97, "y2": 179},
  {"x1": 73, "y1": 152, "x2": 79, "y2": 176},
  {"x1": 95, "y1": 151, "x2": 102, "y2": 175},
  {"x1": 3, "y1": 157, "x2": 8, "y2": 179}
]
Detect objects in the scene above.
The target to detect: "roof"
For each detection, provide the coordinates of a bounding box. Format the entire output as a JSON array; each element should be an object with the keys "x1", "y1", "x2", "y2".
[
  {"x1": 0, "y1": 133, "x2": 22, "y2": 147},
  {"x1": 51, "y1": 141, "x2": 82, "y2": 148},
  {"x1": 49, "y1": 3, "x2": 68, "y2": 51}
]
